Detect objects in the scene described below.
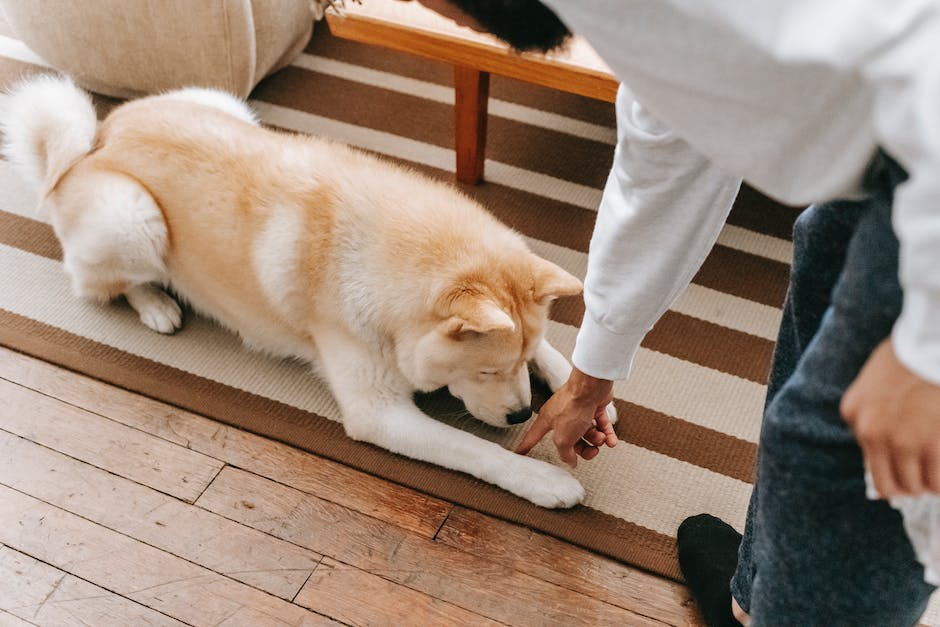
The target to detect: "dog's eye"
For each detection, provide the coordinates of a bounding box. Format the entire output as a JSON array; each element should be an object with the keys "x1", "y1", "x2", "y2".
[{"x1": 478, "y1": 370, "x2": 498, "y2": 376}]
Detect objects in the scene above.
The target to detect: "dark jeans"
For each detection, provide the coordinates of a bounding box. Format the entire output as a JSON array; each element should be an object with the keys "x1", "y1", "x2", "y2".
[{"x1": 730, "y1": 155, "x2": 936, "y2": 625}]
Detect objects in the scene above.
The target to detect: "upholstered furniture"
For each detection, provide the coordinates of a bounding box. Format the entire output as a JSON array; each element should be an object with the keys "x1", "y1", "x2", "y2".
[{"x1": 1, "y1": 0, "x2": 316, "y2": 98}]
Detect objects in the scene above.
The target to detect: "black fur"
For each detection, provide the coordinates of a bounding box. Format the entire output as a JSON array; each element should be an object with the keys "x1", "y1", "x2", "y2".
[{"x1": 447, "y1": 0, "x2": 571, "y2": 52}]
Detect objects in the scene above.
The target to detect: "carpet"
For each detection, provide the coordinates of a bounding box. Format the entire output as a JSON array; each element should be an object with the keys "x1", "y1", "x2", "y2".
[{"x1": 0, "y1": 23, "x2": 800, "y2": 582}]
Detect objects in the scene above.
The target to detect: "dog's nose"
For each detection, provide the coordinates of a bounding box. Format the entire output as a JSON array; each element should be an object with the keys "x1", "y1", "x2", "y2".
[{"x1": 506, "y1": 408, "x2": 532, "y2": 425}]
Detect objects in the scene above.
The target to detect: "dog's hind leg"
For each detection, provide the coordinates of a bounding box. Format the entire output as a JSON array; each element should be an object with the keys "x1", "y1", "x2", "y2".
[
  {"x1": 52, "y1": 168, "x2": 182, "y2": 334},
  {"x1": 124, "y1": 284, "x2": 182, "y2": 334}
]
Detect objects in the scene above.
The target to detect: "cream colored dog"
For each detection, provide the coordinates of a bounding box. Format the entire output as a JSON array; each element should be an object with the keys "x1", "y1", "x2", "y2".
[{"x1": 1, "y1": 76, "x2": 614, "y2": 507}]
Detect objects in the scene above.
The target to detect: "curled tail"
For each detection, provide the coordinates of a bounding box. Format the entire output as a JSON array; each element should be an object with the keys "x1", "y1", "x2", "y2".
[{"x1": 0, "y1": 75, "x2": 97, "y2": 197}]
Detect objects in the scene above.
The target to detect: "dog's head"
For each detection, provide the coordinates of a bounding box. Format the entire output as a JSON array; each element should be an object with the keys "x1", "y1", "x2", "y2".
[{"x1": 398, "y1": 252, "x2": 581, "y2": 427}]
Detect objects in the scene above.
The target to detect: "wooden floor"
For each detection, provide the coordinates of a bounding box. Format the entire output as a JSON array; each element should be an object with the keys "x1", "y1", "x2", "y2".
[{"x1": 0, "y1": 346, "x2": 701, "y2": 626}]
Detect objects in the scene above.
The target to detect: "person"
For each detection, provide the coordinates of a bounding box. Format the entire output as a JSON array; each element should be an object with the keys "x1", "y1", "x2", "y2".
[{"x1": 418, "y1": 1, "x2": 940, "y2": 625}]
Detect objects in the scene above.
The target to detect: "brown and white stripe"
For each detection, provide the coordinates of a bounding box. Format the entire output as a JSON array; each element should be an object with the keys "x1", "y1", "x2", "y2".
[{"x1": 0, "y1": 25, "x2": 801, "y2": 581}]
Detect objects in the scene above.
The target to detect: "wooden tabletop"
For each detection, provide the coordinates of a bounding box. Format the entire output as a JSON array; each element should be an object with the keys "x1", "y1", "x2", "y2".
[{"x1": 325, "y1": 0, "x2": 618, "y2": 102}]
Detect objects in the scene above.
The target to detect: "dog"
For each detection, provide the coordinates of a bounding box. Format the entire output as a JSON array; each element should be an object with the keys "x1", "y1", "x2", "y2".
[{"x1": 1, "y1": 75, "x2": 615, "y2": 507}]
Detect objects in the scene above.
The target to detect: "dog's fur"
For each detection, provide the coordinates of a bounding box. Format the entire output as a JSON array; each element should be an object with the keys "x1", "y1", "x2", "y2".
[{"x1": 1, "y1": 76, "x2": 614, "y2": 507}]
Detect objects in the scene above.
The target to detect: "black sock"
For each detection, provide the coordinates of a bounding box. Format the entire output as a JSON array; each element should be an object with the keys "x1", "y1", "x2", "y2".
[{"x1": 677, "y1": 514, "x2": 744, "y2": 627}]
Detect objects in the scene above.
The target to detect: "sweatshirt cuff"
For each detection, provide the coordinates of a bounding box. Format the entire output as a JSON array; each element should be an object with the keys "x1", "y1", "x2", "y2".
[
  {"x1": 571, "y1": 312, "x2": 646, "y2": 381},
  {"x1": 893, "y1": 289, "x2": 940, "y2": 385}
]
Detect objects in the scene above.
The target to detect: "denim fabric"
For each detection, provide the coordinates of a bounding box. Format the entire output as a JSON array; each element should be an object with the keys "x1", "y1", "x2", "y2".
[{"x1": 729, "y1": 155, "x2": 936, "y2": 625}]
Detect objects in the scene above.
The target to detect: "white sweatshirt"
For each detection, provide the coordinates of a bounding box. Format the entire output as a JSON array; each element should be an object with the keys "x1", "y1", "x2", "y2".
[{"x1": 540, "y1": 0, "x2": 940, "y2": 385}]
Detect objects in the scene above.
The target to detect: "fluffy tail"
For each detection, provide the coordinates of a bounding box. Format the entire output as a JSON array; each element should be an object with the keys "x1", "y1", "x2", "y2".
[{"x1": 0, "y1": 75, "x2": 98, "y2": 197}]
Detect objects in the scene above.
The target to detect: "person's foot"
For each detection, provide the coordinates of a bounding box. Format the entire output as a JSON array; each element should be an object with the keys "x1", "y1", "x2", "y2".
[{"x1": 677, "y1": 513, "x2": 744, "y2": 627}]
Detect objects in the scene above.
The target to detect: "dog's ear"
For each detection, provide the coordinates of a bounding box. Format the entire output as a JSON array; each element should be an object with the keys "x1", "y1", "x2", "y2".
[
  {"x1": 531, "y1": 256, "x2": 582, "y2": 304},
  {"x1": 444, "y1": 296, "x2": 515, "y2": 336}
]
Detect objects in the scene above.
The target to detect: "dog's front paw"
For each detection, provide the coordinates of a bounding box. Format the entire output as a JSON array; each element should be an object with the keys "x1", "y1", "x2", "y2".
[
  {"x1": 502, "y1": 457, "x2": 585, "y2": 508},
  {"x1": 138, "y1": 295, "x2": 182, "y2": 334},
  {"x1": 126, "y1": 285, "x2": 182, "y2": 334}
]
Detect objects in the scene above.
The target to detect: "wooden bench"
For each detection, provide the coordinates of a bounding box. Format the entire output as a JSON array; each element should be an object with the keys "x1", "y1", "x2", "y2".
[{"x1": 325, "y1": 1, "x2": 617, "y2": 184}]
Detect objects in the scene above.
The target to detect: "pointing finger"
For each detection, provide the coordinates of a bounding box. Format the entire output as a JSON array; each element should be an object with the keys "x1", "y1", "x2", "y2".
[{"x1": 515, "y1": 412, "x2": 551, "y2": 455}]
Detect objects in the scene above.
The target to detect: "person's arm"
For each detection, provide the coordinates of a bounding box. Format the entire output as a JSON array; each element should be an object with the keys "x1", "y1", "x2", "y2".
[
  {"x1": 841, "y1": 17, "x2": 940, "y2": 497},
  {"x1": 873, "y1": 60, "x2": 940, "y2": 391},
  {"x1": 518, "y1": 85, "x2": 741, "y2": 463},
  {"x1": 573, "y1": 85, "x2": 742, "y2": 382}
]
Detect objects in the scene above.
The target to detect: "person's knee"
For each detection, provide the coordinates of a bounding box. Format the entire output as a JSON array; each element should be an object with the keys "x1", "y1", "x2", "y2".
[
  {"x1": 789, "y1": 201, "x2": 858, "y2": 284},
  {"x1": 792, "y1": 198, "x2": 871, "y2": 252},
  {"x1": 792, "y1": 201, "x2": 841, "y2": 244},
  {"x1": 791, "y1": 203, "x2": 820, "y2": 242}
]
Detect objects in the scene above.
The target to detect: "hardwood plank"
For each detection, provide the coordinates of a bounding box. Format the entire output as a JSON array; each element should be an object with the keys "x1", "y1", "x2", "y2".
[
  {"x1": 437, "y1": 506, "x2": 701, "y2": 626},
  {"x1": 0, "y1": 429, "x2": 322, "y2": 600},
  {"x1": 196, "y1": 468, "x2": 408, "y2": 568},
  {"x1": 0, "y1": 546, "x2": 186, "y2": 626},
  {"x1": 198, "y1": 467, "x2": 665, "y2": 626},
  {"x1": 0, "y1": 349, "x2": 694, "y2": 623},
  {"x1": 0, "y1": 346, "x2": 451, "y2": 537},
  {"x1": 296, "y1": 557, "x2": 502, "y2": 626},
  {"x1": 0, "y1": 376, "x2": 221, "y2": 503},
  {"x1": 0, "y1": 485, "x2": 339, "y2": 626}
]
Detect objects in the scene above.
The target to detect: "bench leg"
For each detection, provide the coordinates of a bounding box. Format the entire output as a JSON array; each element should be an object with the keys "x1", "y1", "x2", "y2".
[{"x1": 454, "y1": 65, "x2": 489, "y2": 185}]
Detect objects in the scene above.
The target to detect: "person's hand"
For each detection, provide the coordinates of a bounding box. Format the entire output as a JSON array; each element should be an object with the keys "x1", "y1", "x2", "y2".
[
  {"x1": 516, "y1": 368, "x2": 618, "y2": 466},
  {"x1": 841, "y1": 338, "x2": 940, "y2": 498}
]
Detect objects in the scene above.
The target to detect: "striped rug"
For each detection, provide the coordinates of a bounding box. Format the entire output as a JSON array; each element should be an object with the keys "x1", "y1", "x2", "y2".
[{"x1": 0, "y1": 23, "x2": 800, "y2": 582}]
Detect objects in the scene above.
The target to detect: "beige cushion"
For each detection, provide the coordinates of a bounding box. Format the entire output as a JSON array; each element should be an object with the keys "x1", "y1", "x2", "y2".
[{"x1": 1, "y1": 0, "x2": 316, "y2": 98}]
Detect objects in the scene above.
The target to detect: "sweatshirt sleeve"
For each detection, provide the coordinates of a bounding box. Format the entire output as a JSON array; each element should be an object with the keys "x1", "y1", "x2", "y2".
[
  {"x1": 875, "y1": 54, "x2": 940, "y2": 385},
  {"x1": 572, "y1": 84, "x2": 742, "y2": 380}
]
